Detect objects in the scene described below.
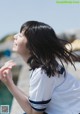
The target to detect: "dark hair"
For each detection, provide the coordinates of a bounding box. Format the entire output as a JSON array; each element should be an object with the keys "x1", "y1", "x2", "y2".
[{"x1": 20, "y1": 21, "x2": 80, "y2": 77}]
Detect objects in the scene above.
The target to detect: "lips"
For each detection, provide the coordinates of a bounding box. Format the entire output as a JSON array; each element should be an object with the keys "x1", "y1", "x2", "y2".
[{"x1": 13, "y1": 42, "x2": 17, "y2": 46}]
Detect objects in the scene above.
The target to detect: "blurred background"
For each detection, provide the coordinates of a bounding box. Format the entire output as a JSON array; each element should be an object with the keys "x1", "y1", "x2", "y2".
[{"x1": 0, "y1": 0, "x2": 80, "y2": 113}]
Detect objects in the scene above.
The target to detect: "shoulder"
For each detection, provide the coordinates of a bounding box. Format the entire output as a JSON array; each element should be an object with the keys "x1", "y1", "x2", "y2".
[
  {"x1": 31, "y1": 67, "x2": 55, "y2": 80},
  {"x1": 30, "y1": 67, "x2": 57, "y2": 88}
]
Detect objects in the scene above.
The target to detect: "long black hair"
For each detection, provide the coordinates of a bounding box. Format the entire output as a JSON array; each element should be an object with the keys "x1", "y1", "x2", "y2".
[{"x1": 20, "y1": 21, "x2": 80, "y2": 77}]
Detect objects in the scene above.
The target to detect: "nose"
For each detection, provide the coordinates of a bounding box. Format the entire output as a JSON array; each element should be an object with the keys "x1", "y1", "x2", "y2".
[{"x1": 14, "y1": 34, "x2": 18, "y2": 39}]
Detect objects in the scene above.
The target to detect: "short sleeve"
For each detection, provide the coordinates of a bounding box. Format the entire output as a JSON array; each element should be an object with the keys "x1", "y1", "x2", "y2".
[{"x1": 28, "y1": 68, "x2": 56, "y2": 111}]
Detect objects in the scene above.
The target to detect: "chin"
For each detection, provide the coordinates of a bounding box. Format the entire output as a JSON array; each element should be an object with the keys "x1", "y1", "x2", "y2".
[{"x1": 12, "y1": 47, "x2": 17, "y2": 52}]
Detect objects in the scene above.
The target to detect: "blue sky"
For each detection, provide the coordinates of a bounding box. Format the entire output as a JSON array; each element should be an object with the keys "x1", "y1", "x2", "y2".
[{"x1": 0, "y1": 0, "x2": 80, "y2": 39}]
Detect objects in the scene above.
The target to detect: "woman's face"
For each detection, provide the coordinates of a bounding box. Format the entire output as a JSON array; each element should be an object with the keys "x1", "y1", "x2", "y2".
[{"x1": 13, "y1": 31, "x2": 30, "y2": 57}]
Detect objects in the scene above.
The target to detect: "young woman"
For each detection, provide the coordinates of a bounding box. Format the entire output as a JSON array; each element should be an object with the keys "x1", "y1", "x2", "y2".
[{"x1": 0, "y1": 21, "x2": 80, "y2": 114}]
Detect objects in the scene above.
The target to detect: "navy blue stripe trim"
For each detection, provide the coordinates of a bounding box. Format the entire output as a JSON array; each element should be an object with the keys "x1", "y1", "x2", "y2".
[
  {"x1": 59, "y1": 67, "x2": 65, "y2": 74},
  {"x1": 29, "y1": 99, "x2": 51, "y2": 104},
  {"x1": 31, "y1": 106, "x2": 46, "y2": 111}
]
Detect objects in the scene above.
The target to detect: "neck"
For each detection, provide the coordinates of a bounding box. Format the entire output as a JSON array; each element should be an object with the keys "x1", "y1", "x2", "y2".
[
  {"x1": 22, "y1": 56, "x2": 27, "y2": 63},
  {"x1": 21, "y1": 53, "x2": 30, "y2": 63}
]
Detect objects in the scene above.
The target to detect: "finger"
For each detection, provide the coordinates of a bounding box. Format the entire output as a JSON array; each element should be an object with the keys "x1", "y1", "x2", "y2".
[
  {"x1": 0, "y1": 69, "x2": 1, "y2": 80},
  {"x1": 6, "y1": 62, "x2": 16, "y2": 68},
  {"x1": 0, "y1": 66, "x2": 11, "y2": 72},
  {"x1": 3, "y1": 72, "x2": 7, "y2": 78},
  {"x1": 5, "y1": 63, "x2": 16, "y2": 69},
  {"x1": 4, "y1": 60, "x2": 16, "y2": 67},
  {"x1": 2, "y1": 69, "x2": 10, "y2": 78},
  {"x1": 1, "y1": 61, "x2": 16, "y2": 72},
  {"x1": 4, "y1": 60, "x2": 13, "y2": 64}
]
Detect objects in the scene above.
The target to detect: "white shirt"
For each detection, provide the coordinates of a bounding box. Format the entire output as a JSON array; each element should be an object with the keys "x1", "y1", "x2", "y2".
[{"x1": 28, "y1": 67, "x2": 80, "y2": 114}]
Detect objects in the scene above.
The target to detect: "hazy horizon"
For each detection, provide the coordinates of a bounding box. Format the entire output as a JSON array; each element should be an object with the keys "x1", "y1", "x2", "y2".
[{"x1": 0, "y1": 0, "x2": 80, "y2": 39}]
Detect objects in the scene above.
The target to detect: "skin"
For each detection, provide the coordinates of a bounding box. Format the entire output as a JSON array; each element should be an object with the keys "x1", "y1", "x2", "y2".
[{"x1": 0, "y1": 32, "x2": 43, "y2": 114}]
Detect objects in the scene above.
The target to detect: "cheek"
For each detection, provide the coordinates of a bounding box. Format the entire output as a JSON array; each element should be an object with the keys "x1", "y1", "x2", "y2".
[
  {"x1": 18, "y1": 41, "x2": 28, "y2": 53},
  {"x1": 18, "y1": 40, "x2": 26, "y2": 49},
  {"x1": 18, "y1": 36, "x2": 28, "y2": 49}
]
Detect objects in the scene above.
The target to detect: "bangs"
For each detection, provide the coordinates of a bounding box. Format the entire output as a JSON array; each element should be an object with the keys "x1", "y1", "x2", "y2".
[{"x1": 20, "y1": 23, "x2": 29, "y2": 33}]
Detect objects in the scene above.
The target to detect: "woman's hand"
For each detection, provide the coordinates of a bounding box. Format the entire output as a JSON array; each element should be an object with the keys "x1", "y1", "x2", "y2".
[{"x1": 0, "y1": 60, "x2": 16, "y2": 87}]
